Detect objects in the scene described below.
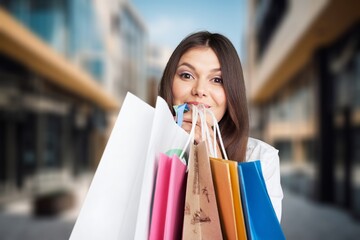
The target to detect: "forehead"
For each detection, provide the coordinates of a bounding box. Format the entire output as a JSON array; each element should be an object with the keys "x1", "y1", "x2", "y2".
[{"x1": 178, "y1": 47, "x2": 220, "y2": 68}]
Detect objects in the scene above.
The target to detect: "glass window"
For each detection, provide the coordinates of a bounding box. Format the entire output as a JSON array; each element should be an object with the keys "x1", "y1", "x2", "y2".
[
  {"x1": 44, "y1": 114, "x2": 62, "y2": 168},
  {"x1": 29, "y1": 0, "x2": 67, "y2": 53},
  {"x1": 274, "y1": 140, "x2": 292, "y2": 162}
]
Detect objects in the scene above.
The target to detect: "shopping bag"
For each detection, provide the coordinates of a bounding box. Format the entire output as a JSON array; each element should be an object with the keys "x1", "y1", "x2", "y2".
[
  {"x1": 70, "y1": 92, "x2": 154, "y2": 240},
  {"x1": 210, "y1": 158, "x2": 247, "y2": 240},
  {"x1": 70, "y1": 93, "x2": 189, "y2": 240},
  {"x1": 227, "y1": 160, "x2": 248, "y2": 240},
  {"x1": 210, "y1": 158, "x2": 237, "y2": 239},
  {"x1": 134, "y1": 96, "x2": 189, "y2": 239},
  {"x1": 163, "y1": 154, "x2": 187, "y2": 239},
  {"x1": 206, "y1": 107, "x2": 246, "y2": 240},
  {"x1": 238, "y1": 161, "x2": 286, "y2": 240},
  {"x1": 182, "y1": 141, "x2": 223, "y2": 239},
  {"x1": 149, "y1": 153, "x2": 172, "y2": 240},
  {"x1": 149, "y1": 153, "x2": 187, "y2": 240}
]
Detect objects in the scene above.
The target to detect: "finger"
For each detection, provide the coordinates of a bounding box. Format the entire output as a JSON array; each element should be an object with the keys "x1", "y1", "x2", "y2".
[
  {"x1": 205, "y1": 111, "x2": 216, "y2": 127},
  {"x1": 181, "y1": 121, "x2": 192, "y2": 133},
  {"x1": 194, "y1": 125, "x2": 202, "y2": 144},
  {"x1": 181, "y1": 121, "x2": 202, "y2": 145}
]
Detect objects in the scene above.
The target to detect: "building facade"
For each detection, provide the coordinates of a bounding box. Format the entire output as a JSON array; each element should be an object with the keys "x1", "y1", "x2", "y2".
[
  {"x1": 246, "y1": 0, "x2": 360, "y2": 218},
  {"x1": 146, "y1": 45, "x2": 173, "y2": 106},
  {"x1": 0, "y1": 0, "x2": 147, "y2": 210}
]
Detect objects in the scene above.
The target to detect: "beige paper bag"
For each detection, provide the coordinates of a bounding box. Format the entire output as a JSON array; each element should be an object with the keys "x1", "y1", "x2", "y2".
[{"x1": 182, "y1": 141, "x2": 223, "y2": 239}]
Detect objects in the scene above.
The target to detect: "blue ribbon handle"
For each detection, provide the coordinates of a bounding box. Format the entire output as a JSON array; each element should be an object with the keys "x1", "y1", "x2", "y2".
[{"x1": 173, "y1": 103, "x2": 189, "y2": 126}]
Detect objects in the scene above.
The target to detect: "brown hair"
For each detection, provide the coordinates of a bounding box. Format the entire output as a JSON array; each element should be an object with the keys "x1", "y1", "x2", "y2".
[{"x1": 159, "y1": 31, "x2": 249, "y2": 162}]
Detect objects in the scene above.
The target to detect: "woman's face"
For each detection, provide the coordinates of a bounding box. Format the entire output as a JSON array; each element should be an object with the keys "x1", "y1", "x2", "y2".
[{"x1": 172, "y1": 47, "x2": 227, "y2": 124}]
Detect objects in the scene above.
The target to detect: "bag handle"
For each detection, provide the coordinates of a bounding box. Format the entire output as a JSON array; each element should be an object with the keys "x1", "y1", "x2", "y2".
[
  {"x1": 173, "y1": 103, "x2": 189, "y2": 126},
  {"x1": 179, "y1": 105, "x2": 198, "y2": 160},
  {"x1": 197, "y1": 106, "x2": 215, "y2": 157},
  {"x1": 179, "y1": 105, "x2": 228, "y2": 161},
  {"x1": 205, "y1": 108, "x2": 228, "y2": 160},
  {"x1": 179, "y1": 105, "x2": 214, "y2": 166}
]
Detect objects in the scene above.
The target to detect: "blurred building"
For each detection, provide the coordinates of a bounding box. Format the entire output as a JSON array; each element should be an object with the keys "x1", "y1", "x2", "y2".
[
  {"x1": 0, "y1": 0, "x2": 147, "y2": 212},
  {"x1": 146, "y1": 44, "x2": 172, "y2": 106},
  {"x1": 246, "y1": 0, "x2": 360, "y2": 218}
]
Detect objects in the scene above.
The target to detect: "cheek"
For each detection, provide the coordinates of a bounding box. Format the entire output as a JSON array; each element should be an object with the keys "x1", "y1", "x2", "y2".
[
  {"x1": 214, "y1": 90, "x2": 227, "y2": 120},
  {"x1": 172, "y1": 79, "x2": 189, "y2": 104},
  {"x1": 213, "y1": 88, "x2": 226, "y2": 105}
]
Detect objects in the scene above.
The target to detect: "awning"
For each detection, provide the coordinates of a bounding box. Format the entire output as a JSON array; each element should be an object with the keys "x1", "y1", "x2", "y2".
[{"x1": 0, "y1": 8, "x2": 119, "y2": 111}]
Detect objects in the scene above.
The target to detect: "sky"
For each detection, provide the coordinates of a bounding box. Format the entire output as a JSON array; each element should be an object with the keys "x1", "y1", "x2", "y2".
[{"x1": 131, "y1": 0, "x2": 248, "y2": 59}]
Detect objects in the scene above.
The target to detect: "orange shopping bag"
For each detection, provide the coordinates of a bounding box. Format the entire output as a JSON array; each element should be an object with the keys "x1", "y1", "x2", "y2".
[
  {"x1": 210, "y1": 158, "x2": 247, "y2": 240},
  {"x1": 206, "y1": 108, "x2": 247, "y2": 240}
]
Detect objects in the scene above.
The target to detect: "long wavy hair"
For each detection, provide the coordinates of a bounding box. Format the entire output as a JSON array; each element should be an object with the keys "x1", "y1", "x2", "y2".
[{"x1": 159, "y1": 31, "x2": 249, "y2": 162}]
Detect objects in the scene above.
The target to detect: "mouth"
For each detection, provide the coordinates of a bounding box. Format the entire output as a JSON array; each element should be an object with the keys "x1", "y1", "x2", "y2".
[{"x1": 186, "y1": 101, "x2": 211, "y2": 108}]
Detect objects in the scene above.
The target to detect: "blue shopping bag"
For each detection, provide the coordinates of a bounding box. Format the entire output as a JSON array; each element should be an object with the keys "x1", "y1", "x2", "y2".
[{"x1": 238, "y1": 161, "x2": 285, "y2": 240}]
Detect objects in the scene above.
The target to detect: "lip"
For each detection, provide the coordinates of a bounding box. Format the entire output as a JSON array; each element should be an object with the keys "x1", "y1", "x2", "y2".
[
  {"x1": 186, "y1": 101, "x2": 211, "y2": 108},
  {"x1": 182, "y1": 119, "x2": 192, "y2": 123}
]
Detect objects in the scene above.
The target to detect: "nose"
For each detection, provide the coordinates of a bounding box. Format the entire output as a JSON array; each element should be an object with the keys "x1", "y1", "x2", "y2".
[{"x1": 191, "y1": 80, "x2": 207, "y2": 97}]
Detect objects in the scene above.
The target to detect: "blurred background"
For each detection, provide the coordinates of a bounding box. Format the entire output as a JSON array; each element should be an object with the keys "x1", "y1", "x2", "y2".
[{"x1": 0, "y1": 0, "x2": 360, "y2": 239}]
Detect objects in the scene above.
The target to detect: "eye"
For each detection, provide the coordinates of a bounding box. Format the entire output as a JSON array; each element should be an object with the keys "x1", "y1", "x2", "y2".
[
  {"x1": 213, "y1": 77, "x2": 223, "y2": 84},
  {"x1": 179, "y1": 72, "x2": 194, "y2": 79}
]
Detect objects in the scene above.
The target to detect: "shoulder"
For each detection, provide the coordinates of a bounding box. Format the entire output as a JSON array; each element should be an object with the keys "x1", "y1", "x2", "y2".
[
  {"x1": 246, "y1": 137, "x2": 279, "y2": 162},
  {"x1": 245, "y1": 137, "x2": 280, "y2": 180}
]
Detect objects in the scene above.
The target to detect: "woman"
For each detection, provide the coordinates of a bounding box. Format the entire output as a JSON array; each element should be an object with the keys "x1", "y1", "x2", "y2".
[{"x1": 159, "y1": 31, "x2": 283, "y2": 221}]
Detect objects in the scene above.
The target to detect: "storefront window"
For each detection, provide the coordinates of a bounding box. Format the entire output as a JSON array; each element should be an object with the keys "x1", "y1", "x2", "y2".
[{"x1": 44, "y1": 114, "x2": 62, "y2": 168}]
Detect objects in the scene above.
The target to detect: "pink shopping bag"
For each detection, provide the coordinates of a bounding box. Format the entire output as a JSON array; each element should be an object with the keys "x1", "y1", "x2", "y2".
[{"x1": 149, "y1": 153, "x2": 187, "y2": 240}]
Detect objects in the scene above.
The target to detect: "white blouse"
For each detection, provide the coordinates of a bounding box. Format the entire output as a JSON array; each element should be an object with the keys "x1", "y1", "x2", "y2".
[{"x1": 245, "y1": 137, "x2": 283, "y2": 222}]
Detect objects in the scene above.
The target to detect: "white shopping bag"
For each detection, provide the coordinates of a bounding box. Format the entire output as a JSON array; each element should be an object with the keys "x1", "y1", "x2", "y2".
[
  {"x1": 70, "y1": 93, "x2": 189, "y2": 239},
  {"x1": 134, "y1": 96, "x2": 189, "y2": 239},
  {"x1": 70, "y1": 92, "x2": 154, "y2": 240}
]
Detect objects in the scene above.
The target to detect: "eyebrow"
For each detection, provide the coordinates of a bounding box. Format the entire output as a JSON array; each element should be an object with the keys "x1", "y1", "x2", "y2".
[{"x1": 177, "y1": 62, "x2": 221, "y2": 73}]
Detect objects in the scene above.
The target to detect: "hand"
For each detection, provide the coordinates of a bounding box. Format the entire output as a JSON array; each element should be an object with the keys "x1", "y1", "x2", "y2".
[{"x1": 181, "y1": 110, "x2": 223, "y2": 158}]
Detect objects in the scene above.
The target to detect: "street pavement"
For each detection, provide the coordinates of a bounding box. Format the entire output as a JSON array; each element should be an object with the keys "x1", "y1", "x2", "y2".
[
  {"x1": 1, "y1": 180, "x2": 360, "y2": 239},
  {"x1": 282, "y1": 189, "x2": 360, "y2": 239}
]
